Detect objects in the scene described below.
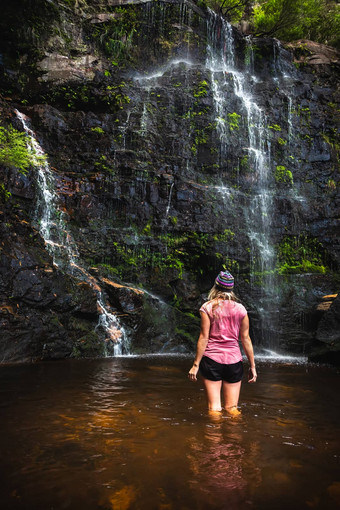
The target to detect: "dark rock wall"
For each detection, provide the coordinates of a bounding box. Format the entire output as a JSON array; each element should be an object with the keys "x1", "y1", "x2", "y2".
[{"x1": 0, "y1": 0, "x2": 339, "y2": 362}]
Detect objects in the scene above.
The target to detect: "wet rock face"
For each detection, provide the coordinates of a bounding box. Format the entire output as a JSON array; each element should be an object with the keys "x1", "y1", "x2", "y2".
[
  {"x1": 309, "y1": 295, "x2": 340, "y2": 364},
  {"x1": 316, "y1": 295, "x2": 340, "y2": 344},
  {"x1": 0, "y1": 200, "x2": 106, "y2": 361},
  {"x1": 0, "y1": 0, "x2": 339, "y2": 362}
]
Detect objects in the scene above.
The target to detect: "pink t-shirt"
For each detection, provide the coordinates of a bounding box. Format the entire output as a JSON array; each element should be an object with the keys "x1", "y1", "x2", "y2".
[{"x1": 200, "y1": 300, "x2": 247, "y2": 365}]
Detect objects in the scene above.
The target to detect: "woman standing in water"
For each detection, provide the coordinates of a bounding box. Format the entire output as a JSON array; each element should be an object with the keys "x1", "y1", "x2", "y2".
[{"x1": 188, "y1": 270, "x2": 257, "y2": 415}]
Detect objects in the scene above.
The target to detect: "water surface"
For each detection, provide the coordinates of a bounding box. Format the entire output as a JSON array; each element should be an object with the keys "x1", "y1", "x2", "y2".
[{"x1": 0, "y1": 356, "x2": 339, "y2": 509}]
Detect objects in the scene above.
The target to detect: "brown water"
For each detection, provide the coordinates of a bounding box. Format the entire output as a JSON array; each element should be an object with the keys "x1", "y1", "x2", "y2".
[{"x1": 0, "y1": 355, "x2": 339, "y2": 510}]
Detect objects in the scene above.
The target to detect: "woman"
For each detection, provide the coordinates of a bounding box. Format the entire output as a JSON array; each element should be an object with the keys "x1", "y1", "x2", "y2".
[{"x1": 188, "y1": 270, "x2": 257, "y2": 415}]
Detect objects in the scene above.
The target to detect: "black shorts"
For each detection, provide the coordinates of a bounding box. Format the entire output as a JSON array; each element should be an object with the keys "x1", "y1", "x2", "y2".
[{"x1": 199, "y1": 356, "x2": 243, "y2": 383}]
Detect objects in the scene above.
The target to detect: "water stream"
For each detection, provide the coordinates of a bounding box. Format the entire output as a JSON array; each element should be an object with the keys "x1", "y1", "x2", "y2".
[
  {"x1": 0, "y1": 356, "x2": 338, "y2": 510},
  {"x1": 15, "y1": 110, "x2": 127, "y2": 355},
  {"x1": 206, "y1": 12, "x2": 277, "y2": 342}
]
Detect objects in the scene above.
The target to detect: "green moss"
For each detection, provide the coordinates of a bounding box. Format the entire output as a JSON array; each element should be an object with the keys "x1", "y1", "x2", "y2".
[
  {"x1": 297, "y1": 106, "x2": 311, "y2": 116},
  {"x1": 223, "y1": 258, "x2": 240, "y2": 273},
  {"x1": 327, "y1": 179, "x2": 337, "y2": 191},
  {"x1": 104, "y1": 228, "x2": 231, "y2": 284},
  {"x1": 322, "y1": 132, "x2": 340, "y2": 157},
  {"x1": 276, "y1": 234, "x2": 328, "y2": 275},
  {"x1": 0, "y1": 183, "x2": 11, "y2": 201},
  {"x1": 193, "y1": 80, "x2": 209, "y2": 98},
  {"x1": 46, "y1": 80, "x2": 130, "y2": 112},
  {"x1": 190, "y1": 122, "x2": 216, "y2": 154},
  {"x1": 91, "y1": 7, "x2": 139, "y2": 61},
  {"x1": 0, "y1": 125, "x2": 46, "y2": 174},
  {"x1": 93, "y1": 155, "x2": 115, "y2": 176},
  {"x1": 275, "y1": 165, "x2": 293, "y2": 185},
  {"x1": 111, "y1": 240, "x2": 185, "y2": 279},
  {"x1": 169, "y1": 216, "x2": 178, "y2": 226},
  {"x1": 194, "y1": 128, "x2": 208, "y2": 145},
  {"x1": 174, "y1": 327, "x2": 196, "y2": 345},
  {"x1": 227, "y1": 112, "x2": 241, "y2": 131},
  {"x1": 277, "y1": 137, "x2": 287, "y2": 145},
  {"x1": 141, "y1": 220, "x2": 152, "y2": 236},
  {"x1": 239, "y1": 155, "x2": 250, "y2": 172},
  {"x1": 268, "y1": 124, "x2": 282, "y2": 131},
  {"x1": 91, "y1": 127, "x2": 105, "y2": 135},
  {"x1": 213, "y1": 229, "x2": 235, "y2": 242}
]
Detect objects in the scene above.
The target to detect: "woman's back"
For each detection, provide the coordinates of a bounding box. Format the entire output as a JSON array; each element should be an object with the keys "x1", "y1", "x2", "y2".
[{"x1": 200, "y1": 299, "x2": 247, "y2": 364}]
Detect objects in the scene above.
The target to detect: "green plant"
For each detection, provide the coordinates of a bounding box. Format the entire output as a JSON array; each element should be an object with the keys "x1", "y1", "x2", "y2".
[
  {"x1": 227, "y1": 112, "x2": 241, "y2": 131},
  {"x1": 239, "y1": 155, "x2": 249, "y2": 171},
  {"x1": 91, "y1": 127, "x2": 105, "y2": 135},
  {"x1": 223, "y1": 258, "x2": 239, "y2": 273},
  {"x1": 275, "y1": 165, "x2": 293, "y2": 185},
  {"x1": 169, "y1": 216, "x2": 178, "y2": 226},
  {"x1": 268, "y1": 124, "x2": 282, "y2": 132},
  {"x1": 213, "y1": 229, "x2": 235, "y2": 243},
  {"x1": 0, "y1": 183, "x2": 11, "y2": 201},
  {"x1": 0, "y1": 125, "x2": 46, "y2": 174},
  {"x1": 191, "y1": 122, "x2": 216, "y2": 154},
  {"x1": 92, "y1": 7, "x2": 140, "y2": 61},
  {"x1": 172, "y1": 294, "x2": 182, "y2": 308},
  {"x1": 327, "y1": 179, "x2": 336, "y2": 191},
  {"x1": 142, "y1": 220, "x2": 152, "y2": 236},
  {"x1": 193, "y1": 80, "x2": 209, "y2": 98},
  {"x1": 276, "y1": 234, "x2": 328, "y2": 274},
  {"x1": 252, "y1": 0, "x2": 340, "y2": 49},
  {"x1": 94, "y1": 155, "x2": 114, "y2": 175}
]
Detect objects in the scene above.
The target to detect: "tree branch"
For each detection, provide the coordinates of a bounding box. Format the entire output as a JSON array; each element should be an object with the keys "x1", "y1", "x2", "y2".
[{"x1": 220, "y1": 0, "x2": 251, "y2": 20}]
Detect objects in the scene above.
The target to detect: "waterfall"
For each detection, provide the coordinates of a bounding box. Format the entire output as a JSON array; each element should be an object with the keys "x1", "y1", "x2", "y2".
[
  {"x1": 165, "y1": 182, "x2": 175, "y2": 219},
  {"x1": 206, "y1": 11, "x2": 277, "y2": 343},
  {"x1": 15, "y1": 110, "x2": 128, "y2": 356}
]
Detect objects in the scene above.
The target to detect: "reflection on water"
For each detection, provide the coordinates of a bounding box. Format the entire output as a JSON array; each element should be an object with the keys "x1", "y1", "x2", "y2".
[{"x1": 0, "y1": 357, "x2": 339, "y2": 509}]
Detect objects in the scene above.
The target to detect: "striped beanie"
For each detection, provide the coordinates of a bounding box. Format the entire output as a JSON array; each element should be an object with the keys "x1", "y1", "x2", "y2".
[{"x1": 215, "y1": 270, "x2": 234, "y2": 290}]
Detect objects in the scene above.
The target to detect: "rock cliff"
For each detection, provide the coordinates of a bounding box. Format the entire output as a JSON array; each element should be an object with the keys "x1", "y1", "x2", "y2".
[{"x1": 0, "y1": 0, "x2": 339, "y2": 362}]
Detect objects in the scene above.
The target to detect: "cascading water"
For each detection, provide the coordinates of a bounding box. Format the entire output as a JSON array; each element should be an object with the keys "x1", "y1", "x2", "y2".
[
  {"x1": 15, "y1": 110, "x2": 128, "y2": 356},
  {"x1": 165, "y1": 182, "x2": 175, "y2": 220},
  {"x1": 129, "y1": 6, "x2": 299, "y2": 348},
  {"x1": 205, "y1": 11, "x2": 278, "y2": 344}
]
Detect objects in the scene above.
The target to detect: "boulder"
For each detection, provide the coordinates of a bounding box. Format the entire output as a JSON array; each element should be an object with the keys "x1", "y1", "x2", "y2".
[{"x1": 309, "y1": 294, "x2": 340, "y2": 364}]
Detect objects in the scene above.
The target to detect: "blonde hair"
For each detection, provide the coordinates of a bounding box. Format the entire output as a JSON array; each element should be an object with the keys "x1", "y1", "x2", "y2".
[{"x1": 207, "y1": 284, "x2": 239, "y2": 303}]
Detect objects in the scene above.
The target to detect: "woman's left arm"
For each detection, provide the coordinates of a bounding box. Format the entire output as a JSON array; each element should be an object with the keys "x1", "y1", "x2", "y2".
[{"x1": 188, "y1": 312, "x2": 210, "y2": 382}]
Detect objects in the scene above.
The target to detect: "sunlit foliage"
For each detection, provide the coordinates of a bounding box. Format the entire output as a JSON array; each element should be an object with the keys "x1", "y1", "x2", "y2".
[
  {"x1": 253, "y1": 0, "x2": 340, "y2": 48},
  {"x1": 203, "y1": 0, "x2": 340, "y2": 49},
  {"x1": 0, "y1": 125, "x2": 46, "y2": 200},
  {"x1": 0, "y1": 125, "x2": 45, "y2": 174}
]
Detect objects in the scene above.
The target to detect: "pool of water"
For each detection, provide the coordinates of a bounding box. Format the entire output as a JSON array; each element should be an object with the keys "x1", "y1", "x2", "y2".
[{"x1": 0, "y1": 355, "x2": 339, "y2": 510}]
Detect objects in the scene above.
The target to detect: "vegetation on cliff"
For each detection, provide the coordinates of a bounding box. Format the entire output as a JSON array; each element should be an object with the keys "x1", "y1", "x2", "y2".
[
  {"x1": 207, "y1": 0, "x2": 340, "y2": 48},
  {"x1": 0, "y1": 125, "x2": 44, "y2": 174},
  {"x1": 0, "y1": 0, "x2": 339, "y2": 361},
  {"x1": 0, "y1": 125, "x2": 46, "y2": 200}
]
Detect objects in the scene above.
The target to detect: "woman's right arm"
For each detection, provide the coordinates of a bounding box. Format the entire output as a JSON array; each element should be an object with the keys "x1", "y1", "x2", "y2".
[
  {"x1": 240, "y1": 314, "x2": 257, "y2": 383},
  {"x1": 188, "y1": 311, "x2": 210, "y2": 382}
]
